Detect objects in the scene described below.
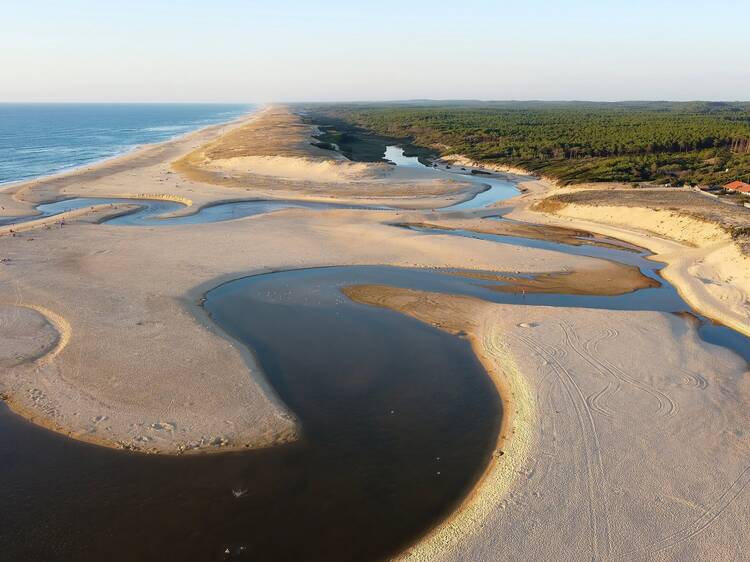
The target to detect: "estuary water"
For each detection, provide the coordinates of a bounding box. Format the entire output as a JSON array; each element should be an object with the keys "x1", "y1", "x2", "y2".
[
  {"x1": 384, "y1": 145, "x2": 519, "y2": 209},
  {"x1": 0, "y1": 103, "x2": 253, "y2": 185},
  {"x1": 3, "y1": 223, "x2": 750, "y2": 561}
]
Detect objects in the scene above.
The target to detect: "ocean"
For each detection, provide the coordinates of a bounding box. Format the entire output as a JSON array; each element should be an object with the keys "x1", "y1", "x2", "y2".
[{"x1": 0, "y1": 103, "x2": 253, "y2": 185}]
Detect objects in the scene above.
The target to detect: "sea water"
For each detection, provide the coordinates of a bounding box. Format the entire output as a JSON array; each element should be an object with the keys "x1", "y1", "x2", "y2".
[{"x1": 0, "y1": 103, "x2": 253, "y2": 184}]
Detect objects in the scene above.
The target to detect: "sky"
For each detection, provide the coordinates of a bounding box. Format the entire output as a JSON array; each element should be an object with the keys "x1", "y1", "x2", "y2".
[{"x1": 1, "y1": 0, "x2": 748, "y2": 103}]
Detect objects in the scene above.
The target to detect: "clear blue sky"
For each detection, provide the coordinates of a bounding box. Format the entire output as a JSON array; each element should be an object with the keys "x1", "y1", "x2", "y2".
[{"x1": 2, "y1": 0, "x2": 748, "y2": 102}]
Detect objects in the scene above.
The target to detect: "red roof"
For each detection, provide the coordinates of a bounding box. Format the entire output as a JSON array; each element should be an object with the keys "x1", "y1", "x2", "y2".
[{"x1": 723, "y1": 180, "x2": 750, "y2": 193}]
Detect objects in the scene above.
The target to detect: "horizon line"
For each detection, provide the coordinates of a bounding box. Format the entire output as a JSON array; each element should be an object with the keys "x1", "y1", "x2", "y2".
[{"x1": 1, "y1": 98, "x2": 750, "y2": 105}]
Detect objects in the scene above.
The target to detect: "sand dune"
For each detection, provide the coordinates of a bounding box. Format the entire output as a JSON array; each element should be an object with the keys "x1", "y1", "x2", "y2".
[
  {"x1": 171, "y1": 106, "x2": 479, "y2": 204},
  {"x1": 522, "y1": 183, "x2": 750, "y2": 337},
  {"x1": 206, "y1": 154, "x2": 389, "y2": 183}
]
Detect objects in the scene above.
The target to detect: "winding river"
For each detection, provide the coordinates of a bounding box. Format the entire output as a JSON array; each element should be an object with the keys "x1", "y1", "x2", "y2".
[
  {"x1": 0, "y1": 142, "x2": 518, "y2": 230},
  {"x1": 0, "y1": 197, "x2": 387, "y2": 228},
  {"x1": 384, "y1": 145, "x2": 520, "y2": 210}
]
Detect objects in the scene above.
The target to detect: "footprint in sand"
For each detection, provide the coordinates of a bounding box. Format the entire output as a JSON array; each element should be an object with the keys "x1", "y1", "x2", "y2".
[{"x1": 0, "y1": 305, "x2": 60, "y2": 368}]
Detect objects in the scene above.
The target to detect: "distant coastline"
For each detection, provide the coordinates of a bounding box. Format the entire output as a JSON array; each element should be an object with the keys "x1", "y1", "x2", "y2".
[{"x1": 0, "y1": 103, "x2": 256, "y2": 186}]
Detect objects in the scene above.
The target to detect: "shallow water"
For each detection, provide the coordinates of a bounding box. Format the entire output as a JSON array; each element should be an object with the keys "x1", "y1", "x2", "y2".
[
  {"x1": 405, "y1": 223, "x2": 750, "y2": 363},
  {"x1": 384, "y1": 145, "x2": 519, "y2": 210},
  {"x1": 0, "y1": 197, "x2": 383, "y2": 228}
]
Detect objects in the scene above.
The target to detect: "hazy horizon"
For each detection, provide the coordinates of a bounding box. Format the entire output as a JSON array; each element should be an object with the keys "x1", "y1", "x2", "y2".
[
  {"x1": 2, "y1": 0, "x2": 749, "y2": 103},
  {"x1": 2, "y1": 99, "x2": 750, "y2": 105}
]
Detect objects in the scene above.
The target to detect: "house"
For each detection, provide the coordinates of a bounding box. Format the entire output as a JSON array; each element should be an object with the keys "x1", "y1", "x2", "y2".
[{"x1": 723, "y1": 180, "x2": 750, "y2": 193}]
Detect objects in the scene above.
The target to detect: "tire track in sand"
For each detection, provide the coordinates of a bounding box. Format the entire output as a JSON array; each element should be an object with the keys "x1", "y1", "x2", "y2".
[
  {"x1": 619, "y1": 463, "x2": 750, "y2": 559},
  {"x1": 513, "y1": 327, "x2": 613, "y2": 562},
  {"x1": 564, "y1": 324, "x2": 677, "y2": 418}
]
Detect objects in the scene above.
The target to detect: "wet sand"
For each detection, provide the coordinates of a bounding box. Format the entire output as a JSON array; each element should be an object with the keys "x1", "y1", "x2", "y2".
[{"x1": 434, "y1": 264, "x2": 657, "y2": 296}]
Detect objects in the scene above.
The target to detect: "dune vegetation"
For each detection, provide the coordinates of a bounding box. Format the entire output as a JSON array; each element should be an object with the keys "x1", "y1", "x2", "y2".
[{"x1": 302, "y1": 101, "x2": 750, "y2": 186}]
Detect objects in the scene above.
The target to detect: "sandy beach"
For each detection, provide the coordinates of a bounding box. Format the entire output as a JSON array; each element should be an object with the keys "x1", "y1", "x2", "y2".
[
  {"x1": 347, "y1": 287, "x2": 750, "y2": 562},
  {"x1": 2, "y1": 105, "x2": 749, "y2": 560}
]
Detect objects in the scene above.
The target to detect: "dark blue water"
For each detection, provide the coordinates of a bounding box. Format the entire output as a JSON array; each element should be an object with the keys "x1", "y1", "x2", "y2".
[{"x1": 0, "y1": 104, "x2": 253, "y2": 184}]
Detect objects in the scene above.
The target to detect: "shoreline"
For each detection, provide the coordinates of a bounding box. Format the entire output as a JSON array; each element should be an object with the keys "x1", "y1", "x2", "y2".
[
  {"x1": 1, "y1": 109, "x2": 341, "y2": 223},
  {"x1": 346, "y1": 283, "x2": 750, "y2": 561},
  {"x1": 0, "y1": 106, "x2": 258, "y2": 191},
  {"x1": 1, "y1": 164, "x2": 596, "y2": 455},
  {"x1": 339, "y1": 286, "x2": 533, "y2": 562}
]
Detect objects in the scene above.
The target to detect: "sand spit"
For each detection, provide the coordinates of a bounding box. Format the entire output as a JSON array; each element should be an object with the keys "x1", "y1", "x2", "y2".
[
  {"x1": 449, "y1": 264, "x2": 658, "y2": 296},
  {"x1": 343, "y1": 286, "x2": 750, "y2": 562},
  {"x1": 0, "y1": 202, "x2": 144, "y2": 235},
  {"x1": 172, "y1": 106, "x2": 480, "y2": 206}
]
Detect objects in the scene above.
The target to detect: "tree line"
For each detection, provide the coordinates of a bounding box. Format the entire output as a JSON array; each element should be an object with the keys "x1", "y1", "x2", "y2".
[{"x1": 304, "y1": 101, "x2": 750, "y2": 186}]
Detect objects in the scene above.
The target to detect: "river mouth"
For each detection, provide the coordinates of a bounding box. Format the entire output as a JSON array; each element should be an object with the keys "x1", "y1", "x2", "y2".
[
  {"x1": 1, "y1": 131, "x2": 520, "y2": 231},
  {"x1": 4, "y1": 247, "x2": 750, "y2": 561}
]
